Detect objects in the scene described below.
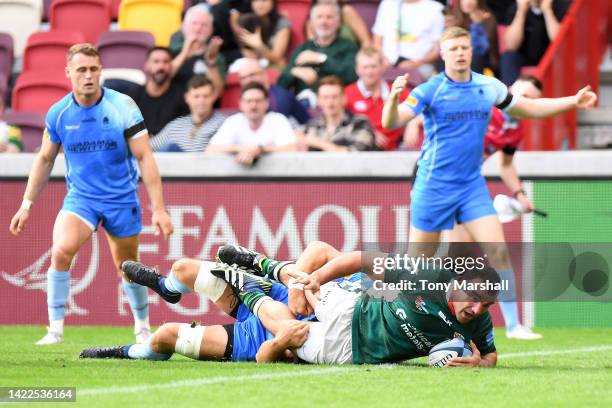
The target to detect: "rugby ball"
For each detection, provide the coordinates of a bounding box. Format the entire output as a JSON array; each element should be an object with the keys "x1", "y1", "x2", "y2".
[{"x1": 428, "y1": 338, "x2": 472, "y2": 367}]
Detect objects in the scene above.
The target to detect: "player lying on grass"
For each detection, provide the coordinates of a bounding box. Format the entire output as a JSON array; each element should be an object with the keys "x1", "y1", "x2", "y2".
[
  {"x1": 79, "y1": 242, "x2": 354, "y2": 361},
  {"x1": 209, "y1": 244, "x2": 499, "y2": 367}
]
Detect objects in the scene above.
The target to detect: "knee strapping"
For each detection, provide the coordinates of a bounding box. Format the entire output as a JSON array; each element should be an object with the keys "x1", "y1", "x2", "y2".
[
  {"x1": 175, "y1": 324, "x2": 206, "y2": 360},
  {"x1": 193, "y1": 261, "x2": 227, "y2": 302}
]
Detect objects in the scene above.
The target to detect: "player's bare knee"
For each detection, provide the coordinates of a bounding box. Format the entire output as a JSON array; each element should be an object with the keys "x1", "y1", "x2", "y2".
[
  {"x1": 150, "y1": 323, "x2": 180, "y2": 352},
  {"x1": 172, "y1": 259, "x2": 199, "y2": 286},
  {"x1": 306, "y1": 241, "x2": 327, "y2": 251},
  {"x1": 51, "y1": 245, "x2": 76, "y2": 269},
  {"x1": 488, "y1": 246, "x2": 511, "y2": 268}
]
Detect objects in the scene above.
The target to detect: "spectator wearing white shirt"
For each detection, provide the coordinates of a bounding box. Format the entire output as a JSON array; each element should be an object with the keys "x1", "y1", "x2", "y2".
[
  {"x1": 373, "y1": 0, "x2": 445, "y2": 79},
  {"x1": 207, "y1": 82, "x2": 296, "y2": 166}
]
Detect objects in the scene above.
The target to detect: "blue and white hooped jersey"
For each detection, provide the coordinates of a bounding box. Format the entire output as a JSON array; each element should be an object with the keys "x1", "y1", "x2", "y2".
[
  {"x1": 45, "y1": 88, "x2": 148, "y2": 204},
  {"x1": 404, "y1": 72, "x2": 516, "y2": 188}
]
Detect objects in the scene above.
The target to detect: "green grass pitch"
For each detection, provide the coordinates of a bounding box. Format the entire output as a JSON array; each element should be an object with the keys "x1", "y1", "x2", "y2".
[{"x1": 1, "y1": 326, "x2": 612, "y2": 407}]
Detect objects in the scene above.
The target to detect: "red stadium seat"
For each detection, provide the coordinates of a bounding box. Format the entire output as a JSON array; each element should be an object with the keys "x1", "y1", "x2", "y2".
[
  {"x1": 23, "y1": 30, "x2": 86, "y2": 73},
  {"x1": 50, "y1": 0, "x2": 112, "y2": 45},
  {"x1": 0, "y1": 110, "x2": 46, "y2": 152},
  {"x1": 277, "y1": 0, "x2": 311, "y2": 57},
  {"x1": 97, "y1": 30, "x2": 155, "y2": 70},
  {"x1": 0, "y1": 32, "x2": 14, "y2": 83},
  {"x1": 12, "y1": 70, "x2": 71, "y2": 114},
  {"x1": 111, "y1": 0, "x2": 121, "y2": 20},
  {"x1": 220, "y1": 72, "x2": 241, "y2": 109}
]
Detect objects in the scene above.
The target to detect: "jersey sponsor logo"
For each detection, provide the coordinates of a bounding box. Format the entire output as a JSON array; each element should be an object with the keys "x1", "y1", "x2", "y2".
[
  {"x1": 65, "y1": 124, "x2": 81, "y2": 130},
  {"x1": 406, "y1": 96, "x2": 418, "y2": 107},
  {"x1": 438, "y1": 311, "x2": 453, "y2": 327},
  {"x1": 400, "y1": 321, "x2": 434, "y2": 350},
  {"x1": 441, "y1": 94, "x2": 459, "y2": 101},
  {"x1": 395, "y1": 308, "x2": 407, "y2": 320},
  {"x1": 442, "y1": 110, "x2": 490, "y2": 122},
  {"x1": 66, "y1": 139, "x2": 118, "y2": 153}
]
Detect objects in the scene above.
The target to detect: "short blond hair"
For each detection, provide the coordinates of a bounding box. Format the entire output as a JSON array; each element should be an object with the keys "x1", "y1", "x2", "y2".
[
  {"x1": 356, "y1": 47, "x2": 383, "y2": 65},
  {"x1": 67, "y1": 43, "x2": 99, "y2": 62},
  {"x1": 439, "y1": 26, "x2": 471, "y2": 44}
]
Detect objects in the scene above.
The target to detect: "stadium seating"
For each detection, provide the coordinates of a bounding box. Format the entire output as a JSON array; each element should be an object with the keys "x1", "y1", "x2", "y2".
[
  {"x1": 277, "y1": 0, "x2": 310, "y2": 57},
  {"x1": 118, "y1": 0, "x2": 183, "y2": 47},
  {"x1": 11, "y1": 70, "x2": 71, "y2": 114},
  {"x1": 0, "y1": 110, "x2": 45, "y2": 152},
  {"x1": 111, "y1": 0, "x2": 121, "y2": 20},
  {"x1": 97, "y1": 30, "x2": 155, "y2": 70},
  {"x1": 0, "y1": 0, "x2": 43, "y2": 57},
  {"x1": 42, "y1": 0, "x2": 51, "y2": 21},
  {"x1": 348, "y1": 0, "x2": 378, "y2": 32},
  {"x1": 0, "y1": 72, "x2": 8, "y2": 104},
  {"x1": 0, "y1": 32, "x2": 14, "y2": 82},
  {"x1": 50, "y1": 0, "x2": 112, "y2": 45},
  {"x1": 23, "y1": 30, "x2": 86, "y2": 73}
]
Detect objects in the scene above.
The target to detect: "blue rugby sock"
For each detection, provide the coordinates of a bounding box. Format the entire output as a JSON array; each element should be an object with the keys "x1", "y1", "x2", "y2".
[
  {"x1": 498, "y1": 269, "x2": 519, "y2": 331},
  {"x1": 159, "y1": 271, "x2": 192, "y2": 295},
  {"x1": 124, "y1": 344, "x2": 171, "y2": 360},
  {"x1": 122, "y1": 280, "x2": 149, "y2": 321},
  {"x1": 47, "y1": 269, "x2": 70, "y2": 328}
]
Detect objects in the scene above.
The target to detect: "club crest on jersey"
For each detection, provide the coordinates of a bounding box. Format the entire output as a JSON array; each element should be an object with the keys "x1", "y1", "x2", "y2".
[
  {"x1": 353, "y1": 100, "x2": 368, "y2": 112},
  {"x1": 102, "y1": 116, "x2": 111, "y2": 129},
  {"x1": 453, "y1": 332, "x2": 465, "y2": 340},
  {"x1": 415, "y1": 296, "x2": 428, "y2": 313}
]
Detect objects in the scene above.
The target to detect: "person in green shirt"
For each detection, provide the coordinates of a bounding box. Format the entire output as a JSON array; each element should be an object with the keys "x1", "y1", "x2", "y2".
[
  {"x1": 213, "y1": 242, "x2": 499, "y2": 367},
  {"x1": 277, "y1": 2, "x2": 358, "y2": 104}
]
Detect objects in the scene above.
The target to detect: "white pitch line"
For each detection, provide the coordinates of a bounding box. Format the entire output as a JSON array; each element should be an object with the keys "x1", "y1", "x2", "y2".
[
  {"x1": 499, "y1": 345, "x2": 612, "y2": 359},
  {"x1": 78, "y1": 366, "x2": 358, "y2": 396},
  {"x1": 77, "y1": 345, "x2": 612, "y2": 397}
]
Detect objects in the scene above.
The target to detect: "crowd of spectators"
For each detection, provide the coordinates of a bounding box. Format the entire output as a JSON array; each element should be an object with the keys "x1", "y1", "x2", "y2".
[{"x1": 1, "y1": 0, "x2": 573, "y2": 159}]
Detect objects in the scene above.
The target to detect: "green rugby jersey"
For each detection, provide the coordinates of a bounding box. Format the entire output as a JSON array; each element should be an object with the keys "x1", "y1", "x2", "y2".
[{"x1": 351, "y1": 267, "x2": 496, "y2": 364}]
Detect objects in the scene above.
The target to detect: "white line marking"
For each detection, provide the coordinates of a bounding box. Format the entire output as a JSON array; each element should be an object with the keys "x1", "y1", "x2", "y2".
[
  {"x1": 499, "y1": 345, "x2": 612, "y2": 359},
  {"x1": 78, "y1": 366, "x2": 358, "y2": 396},
  {"x1": 77, "y1": 346, "x2": 612, "y2": 397}
]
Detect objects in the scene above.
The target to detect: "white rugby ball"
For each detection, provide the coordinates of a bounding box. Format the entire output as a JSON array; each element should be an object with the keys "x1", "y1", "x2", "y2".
[{"x1": 428, "y1": 338, "x2": 473, "y2": 367}]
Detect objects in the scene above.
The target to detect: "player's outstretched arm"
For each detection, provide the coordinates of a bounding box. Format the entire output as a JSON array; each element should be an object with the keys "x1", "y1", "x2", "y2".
[
  {"x1": 9, "y1": 134, "x2": 60, "y2": 235},
  {"x1": 256, "y1": 321, "x2": 310, "y2": 363},
  {"x1": 382, "y1": 74, "x2": 416, "y2": 130},
  {"x1": 129, "y1": 135, "x2": 174, "y2": 239},
  {"x1": 497, "y1": 152, "x2": 533, "y2": 212},
  {"x1": 293, "y1": 251, "x2": 384, "y2": 292},
  {"x1": 508, "y1": 85, "x2": 598, "y2": 119}
]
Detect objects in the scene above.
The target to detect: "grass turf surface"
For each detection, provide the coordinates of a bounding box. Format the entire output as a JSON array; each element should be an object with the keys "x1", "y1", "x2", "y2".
[{"x1": 1, "y1": 326, "x2": 612, "y2": 407}]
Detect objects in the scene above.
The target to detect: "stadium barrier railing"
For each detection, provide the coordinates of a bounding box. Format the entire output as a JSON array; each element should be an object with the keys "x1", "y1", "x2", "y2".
[{"x1": 522, "y1": 0, "x2": 610, "y2": 151}]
